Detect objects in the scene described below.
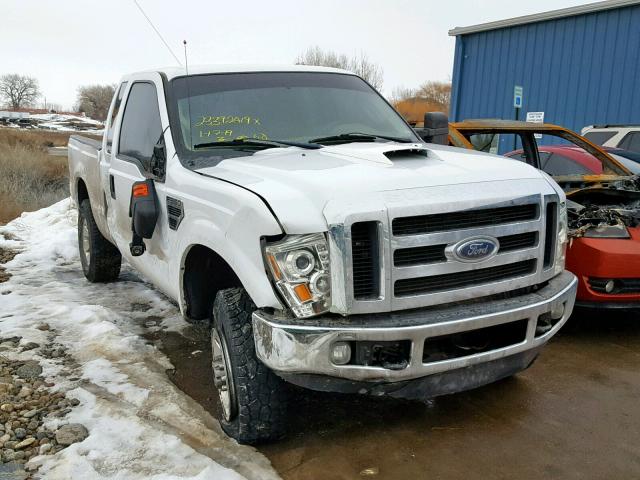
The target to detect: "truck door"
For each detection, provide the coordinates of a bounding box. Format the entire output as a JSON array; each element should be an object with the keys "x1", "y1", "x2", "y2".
[
  {"x1": 102, "y1": 81, "x2": 127, "y2": 230},
  {"x1": 109, "y1": 76, "x2": 172, "y2": 292}
]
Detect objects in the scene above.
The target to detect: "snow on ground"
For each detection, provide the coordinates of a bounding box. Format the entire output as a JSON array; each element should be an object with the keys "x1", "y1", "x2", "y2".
[
  {"x1": 30, "y1": 114, "x2": 104, "y2": 133},
  {"x1": 29, "y1": 114, "x2": 102, "y2": 126},
  {"x1": 0, "y1": 200, "x2": 280, "y2": 480}
]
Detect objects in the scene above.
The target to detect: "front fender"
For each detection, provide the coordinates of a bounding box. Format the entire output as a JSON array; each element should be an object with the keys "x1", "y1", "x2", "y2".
[{"x1": 171, "y1": 194, "x2": 284, "y2": 314}]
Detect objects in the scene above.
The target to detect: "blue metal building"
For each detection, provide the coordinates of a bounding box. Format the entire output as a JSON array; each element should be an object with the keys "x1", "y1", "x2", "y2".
[{"x1": 449, "y1": 0, "x2": 640, "y2": 143}]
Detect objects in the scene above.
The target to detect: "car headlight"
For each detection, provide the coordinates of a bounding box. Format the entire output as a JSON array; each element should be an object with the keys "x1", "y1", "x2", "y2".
[
  {"x1": 554, "y1": 201, "x2": 568, "y2": 275},
  {"x1": 264, "y1": 233, "x2": 331, "y2": 318},
  {"x1": 583, "y1": 224, "x2": 630, "y2": 238}
]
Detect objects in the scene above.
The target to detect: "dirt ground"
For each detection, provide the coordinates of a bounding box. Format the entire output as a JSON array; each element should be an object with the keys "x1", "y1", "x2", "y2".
[{"x1": 149, "y1": 310, "x2": 640, "y2": 480}]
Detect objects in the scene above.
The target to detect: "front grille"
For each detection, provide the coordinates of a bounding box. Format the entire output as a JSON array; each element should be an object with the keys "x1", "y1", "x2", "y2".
[
  {"x1": 392, "y1": 204, "x2": 538, "y2": 236},
  {"x1": 589, "y1": 278, "x2": 640, "y2": 294},
  {"x1": 393, "y1": 232, "x2": 538, "y2": 267},
  {"x1": 498, "y1": 232, "x2": 538, "y2": 252},
  {"x1": 351, "y1": 222, "x2": 380, "y2": 299},
  {"x1": 394, "y1": 244, "x2": 447, "y2": 266},
  {"x1": 343, "y1": 195, "x2": 547, "y2": 313},
  {"x1": 394, "y1": 260, "x2": 536, "y2": 297}
]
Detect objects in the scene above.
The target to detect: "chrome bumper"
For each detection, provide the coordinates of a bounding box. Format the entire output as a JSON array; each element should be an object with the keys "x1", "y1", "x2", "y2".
[{"x1": 252, "y1": 271, "x2": 577, "y2": 383}]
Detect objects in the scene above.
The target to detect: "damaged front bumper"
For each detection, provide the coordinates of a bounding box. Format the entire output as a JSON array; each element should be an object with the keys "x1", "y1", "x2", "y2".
[{"x1": 252, "y1": 271, "x2": 577, "y2": 397}]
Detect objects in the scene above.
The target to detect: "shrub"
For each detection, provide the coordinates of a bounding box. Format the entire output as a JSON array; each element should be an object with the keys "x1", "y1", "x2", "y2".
[{"x1": 0, "y1": 129, "x2": 75, "y2": 223}]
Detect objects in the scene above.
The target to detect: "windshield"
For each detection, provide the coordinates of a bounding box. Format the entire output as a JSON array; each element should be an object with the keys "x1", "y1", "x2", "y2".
[{"x1": 168, "y1": 72, "x2": 417, "y2": 166}]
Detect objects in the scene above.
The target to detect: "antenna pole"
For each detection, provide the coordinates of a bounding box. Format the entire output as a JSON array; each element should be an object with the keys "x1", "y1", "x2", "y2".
[
  {"x1": 183, "y1": 40, "x2": 190, "y2": 76},
  {"x1": 132, "y1": 0, "x2": 182, "y2": 66}
]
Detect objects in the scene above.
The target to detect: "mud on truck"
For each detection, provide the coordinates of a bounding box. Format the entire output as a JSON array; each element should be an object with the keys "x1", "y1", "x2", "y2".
[{"x1": 68, "y1": 66, "x2": 577, "y2": 444}]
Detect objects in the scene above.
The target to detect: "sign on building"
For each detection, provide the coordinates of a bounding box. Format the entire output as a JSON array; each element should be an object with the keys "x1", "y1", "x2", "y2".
[
  {"x1": 526, "y1": 111, "x2": 545, "y2": 139},
  {"x1": 513, "y1": 85, "x2": 523, "y2": 108}
]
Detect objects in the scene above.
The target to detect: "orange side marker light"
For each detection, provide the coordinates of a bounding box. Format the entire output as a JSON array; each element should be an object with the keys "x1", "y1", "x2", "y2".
[
  {"x1": 133, "y1": 183, "x2": 149, "y2": 197},
  {"x1": 267, "y1": 255, "x2": 282, "y2": 280},
  {"x1": 293, "y1": 283, "x2": 313, "y2": 302}
]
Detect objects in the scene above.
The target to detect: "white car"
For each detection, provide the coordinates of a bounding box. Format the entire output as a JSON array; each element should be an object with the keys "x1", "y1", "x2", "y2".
[
  {"x1": 68, "y1": 65, "x2": 577, "y2": 444},
  {"x1": 582, "y1": 124, "x2": 640, "y2": 153}
]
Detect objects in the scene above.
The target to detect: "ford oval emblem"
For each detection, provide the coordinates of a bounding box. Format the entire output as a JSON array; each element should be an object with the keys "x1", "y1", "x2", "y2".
[{"x1": 452, "y1": 237, "x2": 499, "y2": 263}]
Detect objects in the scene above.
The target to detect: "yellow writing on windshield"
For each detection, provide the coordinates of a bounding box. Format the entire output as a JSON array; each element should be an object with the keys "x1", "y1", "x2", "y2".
[
  {"x1": 199, "y1": 129, "x2": 234, "y2": 142},
  {"x1": 195, "y1": 115, "x2": 262, "y2": 127},
  {"x1": 198, "y1": 130, "x2": 269, "y2": 142}
]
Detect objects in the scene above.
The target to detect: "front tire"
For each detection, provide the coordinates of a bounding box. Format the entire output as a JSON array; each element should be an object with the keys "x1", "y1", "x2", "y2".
[
  {"x1": 78, "y1": 199, "x2": 121, "y2": 282},
  {"x1": 211, "y1": 288, "x2": 288, "y2": 444}
]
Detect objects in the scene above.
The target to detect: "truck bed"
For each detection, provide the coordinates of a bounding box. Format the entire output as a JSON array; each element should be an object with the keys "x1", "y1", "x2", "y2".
[
  {"x1": 69, "y1": 134, "x2": 102, "y2": 152},
  {"x1": 68, "y1": 134, "x2": 112, "y2": 241}
]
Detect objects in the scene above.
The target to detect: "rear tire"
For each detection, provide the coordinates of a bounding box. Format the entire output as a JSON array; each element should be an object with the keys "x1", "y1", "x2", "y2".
[
  {"x1": 211, "y1": 288, "x2": 288, "y2": 444},
  {"x1": 78, "y1": 199, "x2": 121, "y2": 282}
]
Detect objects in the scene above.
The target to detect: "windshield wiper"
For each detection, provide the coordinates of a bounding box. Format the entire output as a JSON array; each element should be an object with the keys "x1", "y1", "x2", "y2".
[
  {"x1": 193, "y1": 138, "x2": 321, "y2": 150},
  {"x1": 310, "y1": 132, "x2": 414, "y2": 145}
]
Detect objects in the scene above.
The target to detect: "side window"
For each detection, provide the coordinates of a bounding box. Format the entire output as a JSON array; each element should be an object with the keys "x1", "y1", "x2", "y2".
[
  {"x1": 619, "y1": 132, "x2": 640, "y2": 153},
  {"x1": 118, "y1": 82, "x2": 162, "y2": 172},
  {"x1": 467, "y1": 133, "x2": 526, "y2": 156},
  {"x1": 538, "y1": 151, "x2": 552, "y2": 166},
  {"x1": 105, "y1": 82, "x2": 128, "y2": 150},
  {"x1": 504, "y1": 150, "x2": 531, "y2": 163},
  {"x1": 583, "y1": 131, "x2": 617, "y2": 146},
  {"x1": 468, "y1": 133, "x2": 499, "y2": 154},
  {"x1": 541, "y1": 153, "x2": 594, "y2": 175}
]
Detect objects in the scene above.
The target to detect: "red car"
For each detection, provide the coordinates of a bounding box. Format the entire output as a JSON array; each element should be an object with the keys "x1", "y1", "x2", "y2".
[
  {"x1": 449, "y1": 121, "x2": 640, "y2": 309},
  {"x1": 505, "y1": 145, "x2": 603, "y2": 175}
]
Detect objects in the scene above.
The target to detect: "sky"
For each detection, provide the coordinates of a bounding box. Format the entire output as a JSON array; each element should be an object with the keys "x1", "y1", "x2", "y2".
[{"x1": 1, "y1": 0, "x2": 592, "y2": 110}]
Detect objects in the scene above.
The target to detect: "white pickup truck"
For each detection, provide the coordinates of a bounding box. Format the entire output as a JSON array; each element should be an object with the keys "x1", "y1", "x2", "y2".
[{"x1": 68, "y1": 65, "x2": 577, "y2": 444}]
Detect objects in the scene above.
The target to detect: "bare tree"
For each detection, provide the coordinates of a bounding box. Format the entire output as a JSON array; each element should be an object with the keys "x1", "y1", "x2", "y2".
[
  {"x1": 388, "y1": 86, "x2": 417, "y2": 104},
  {"x1": 0, "y1": 74, "x2": 40, "y2": 109},
  {"x1": 295, "y1": 46, "x2": 384, "y2": 90},
  {"x1": 416, "y1": 81, "x2": 451, "y2": 111},
  {"x1": 76, "y1": 84, "x2": 116, "y2": 120}
]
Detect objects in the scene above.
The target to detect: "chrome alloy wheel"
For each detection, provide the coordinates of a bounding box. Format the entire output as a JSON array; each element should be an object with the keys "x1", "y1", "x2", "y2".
[
  {"x1": 211, "y1": 327, "x2": 237, "y2": 422},
  {"x1": 80, "y1": 219, "x2": 91, "y2": 268}
]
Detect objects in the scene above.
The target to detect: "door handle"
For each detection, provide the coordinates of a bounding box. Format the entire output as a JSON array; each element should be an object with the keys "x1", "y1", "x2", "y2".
[{"x1": 109, "y1": 175, "x2": 116, "y2": 199}]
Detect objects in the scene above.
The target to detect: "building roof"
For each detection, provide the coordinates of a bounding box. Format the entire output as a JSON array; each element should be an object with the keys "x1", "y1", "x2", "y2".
[{"x1": 449, "y1": 0, "x2": 640, "y2": 36}]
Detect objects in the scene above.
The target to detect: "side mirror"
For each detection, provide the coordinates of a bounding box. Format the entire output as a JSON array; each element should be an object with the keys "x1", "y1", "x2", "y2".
[
  {"x1": 150, "y1": 133, "x2": 166, "y2": 180},
  {"x1": 416, "y1": 112, "x2": 449, "y2": 145},
  {"x1": 128, "y1": 179, "x2": 159, "y2": 256}
]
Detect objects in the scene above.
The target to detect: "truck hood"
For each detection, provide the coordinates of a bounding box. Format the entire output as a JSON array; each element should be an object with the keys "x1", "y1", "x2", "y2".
[{"x1": 196, "y1": 142, "x2": 546, "y2": 233}]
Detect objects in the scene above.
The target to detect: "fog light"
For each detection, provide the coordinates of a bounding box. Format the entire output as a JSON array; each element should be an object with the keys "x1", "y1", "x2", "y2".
[
  {"x1": 550, "y1": 302, "x2": 565, "y2": 320},
  {"x1": 330, "y1": 342, "x2": 351, "y2": 365},
  {"x1": 605, "y1": 280, "x2": 615, "y2": 293}
]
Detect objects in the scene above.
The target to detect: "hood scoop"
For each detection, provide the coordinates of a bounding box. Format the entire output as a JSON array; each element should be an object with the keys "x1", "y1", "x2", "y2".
[
  {"x1": 322, "y1": 143, "x2": 428, "y2": 165},
  {"x1": 384, "y1": 148, "x2": 429, "y2": 161}
]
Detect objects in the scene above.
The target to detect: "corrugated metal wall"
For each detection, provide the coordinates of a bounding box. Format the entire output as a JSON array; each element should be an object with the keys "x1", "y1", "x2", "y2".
[{"x1": 450, "y1": 4, "x2": 640, "y2": 146}]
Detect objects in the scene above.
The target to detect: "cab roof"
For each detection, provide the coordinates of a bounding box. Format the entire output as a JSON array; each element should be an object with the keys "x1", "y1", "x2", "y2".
[{"x1": 129, "y1": 64, "x2": 356, "y2": 80}]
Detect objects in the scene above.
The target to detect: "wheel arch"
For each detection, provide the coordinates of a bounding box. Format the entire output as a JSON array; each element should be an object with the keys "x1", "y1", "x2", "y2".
[
  {"x1": 76, "y1": 177, "x2": 89, "y2": 205},
  {"x1": 179, "y1": 243, "x2": 280, "y2": 321}
]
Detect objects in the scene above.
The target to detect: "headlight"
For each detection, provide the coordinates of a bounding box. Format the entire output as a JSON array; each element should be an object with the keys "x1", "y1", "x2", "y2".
[
  {"x1": 583, "y1": 224, "x2": 630, "y2": 239},
  {"x1": 264, "y1": 233, "x2": 330, "y2": 318},
  {"x1": 554, "y1": 201, "x2": 568, "y2": 275}
]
